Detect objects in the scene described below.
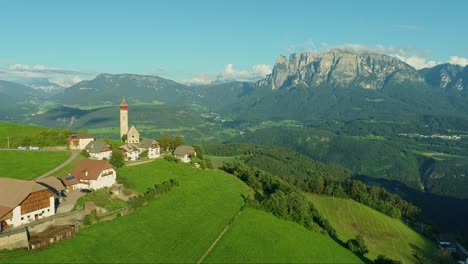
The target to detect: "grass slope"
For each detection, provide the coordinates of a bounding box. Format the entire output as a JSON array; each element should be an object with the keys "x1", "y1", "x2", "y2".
[
  {"x1": 0, "y1": 151, "x2": 70, "y2": 180},
  {"x1": 2, "y1": 160, "x2": 246, "y2": 263},
  {"x1": 205, "y1": 208, "x2": 362, "y2": 264},
  {"x1": 0, "y1": 122, "x2": 68, "y2": 148},
  {"x1": 309, "y1": 194, "x2": 438, "y2": 263}
]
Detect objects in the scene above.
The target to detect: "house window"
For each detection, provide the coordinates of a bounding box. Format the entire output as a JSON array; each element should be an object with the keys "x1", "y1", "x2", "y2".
[
  {"x1": 21, "y1": 217, "x2": 24, "y2": 220},
  {"x1": 42, "y1": 210, "x2": 44, "y2": 213},
  {"x1": 48, "y1": 209, "x2": 50, "y2": 212},
  {"x1": 27, "y1": 215, "x2": 30, "y2": 218}
]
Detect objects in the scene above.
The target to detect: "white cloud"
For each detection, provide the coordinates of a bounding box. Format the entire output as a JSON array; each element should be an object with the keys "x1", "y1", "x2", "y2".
[
  {"x1": 285, "y1": 39, "x2": 319, "y2": 54},
  {"x1": 182, "y1": 63, "x2": 272, "y2": 85},
  {"x1": 216, "y1": 64, "x2": 272, "y2": 81},
  {"x1": 180, "y1": 74, "x2": 214, "y2": 85},
  {"x1": 448, "y1": 56, "x2": 468, "y2": 67},
  {"x1": 0, "y1": 63, "x2": 93, "y2": 90},
  {"x1": 285, "y1": 40, "x2": 446, "y2": 69},
  {"x1": 49, "y1": 76, "x2": 83, "y2": 87}
]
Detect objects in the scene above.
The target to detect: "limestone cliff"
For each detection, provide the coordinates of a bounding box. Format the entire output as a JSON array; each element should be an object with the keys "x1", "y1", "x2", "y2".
[
  {"x1": 258, "y1": 50, "x2": 423, "y2": 90},
  {"x1": 420, "y1": 63, "x2": 468, "y2": 94}
]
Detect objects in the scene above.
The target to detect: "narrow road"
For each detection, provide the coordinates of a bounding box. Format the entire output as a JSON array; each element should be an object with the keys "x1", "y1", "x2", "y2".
[
  {"x1": 35, "y1": 150, "x2": 80, "y2": 179},
  {"x1": 197, "y1": 209, "x2": 243, "y2": 264}
]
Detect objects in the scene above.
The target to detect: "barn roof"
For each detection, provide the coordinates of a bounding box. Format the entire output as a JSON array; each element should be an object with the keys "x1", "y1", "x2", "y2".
[
  {"x1": 72, "y1": 159, "x2": 115, "y2": 181},
  {"x1": 173, "y1": 145, "x2": 196, "y2": 156},
  {"x1": 139, "y1": 139, "x2": 159, "y2": 149},
  {"x1": 85, "y1": 140, "x2": 111, "y2": 154},
  {"x1": 35, "y1": 177, "x2": 66, "y2": 192},
  {"x1": 0, "y1": 178, "x2": 49, "y2": 216}
]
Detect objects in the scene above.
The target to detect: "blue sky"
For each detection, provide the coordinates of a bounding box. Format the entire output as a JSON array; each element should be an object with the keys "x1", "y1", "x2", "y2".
[{"x1": 1, "y1": 0, "x2": 467, "y2": 86}]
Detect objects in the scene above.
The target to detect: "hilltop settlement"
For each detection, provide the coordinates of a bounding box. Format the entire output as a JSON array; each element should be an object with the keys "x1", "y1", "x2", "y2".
[{"x1": 0, "y1": 99, "x2": 197, "y2": 249}]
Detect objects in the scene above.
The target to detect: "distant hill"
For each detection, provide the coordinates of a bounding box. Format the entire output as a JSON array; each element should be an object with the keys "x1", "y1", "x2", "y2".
[
  {"x1": 52, "y1": 73, "x2": 195, "y2": 106},
  {"x1": 229, "y1": 127, "x2": 423, "y2": 189},
  {"x1": 0, "y1": 80, "x2": 46, "y2": 120}
]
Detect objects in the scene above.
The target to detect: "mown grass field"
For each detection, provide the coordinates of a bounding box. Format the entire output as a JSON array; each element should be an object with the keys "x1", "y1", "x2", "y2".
[
  {"x1": 308, "y1": 194, "x2": 438, "y2": 263},
  {"x1": 205, "y1": 208, "x2": 363, "y2": 264},
  {"x1": 0, "y1": 151, "x2": 70, "y2": 180},
  {"x1": 1, "y1": 159, "x2": 246, "y2": 263}
]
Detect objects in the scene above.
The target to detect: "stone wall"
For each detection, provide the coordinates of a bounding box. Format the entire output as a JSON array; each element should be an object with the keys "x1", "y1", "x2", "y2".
[{"x1": 0, "y1": 228, "x2": 28, "y2": 250}]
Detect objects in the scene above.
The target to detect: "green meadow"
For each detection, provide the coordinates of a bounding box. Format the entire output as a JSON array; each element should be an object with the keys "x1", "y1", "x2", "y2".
[
  {"x1": 0, "y1": 151, "x2": 70, "y2": 180},
  {"x1": 1, "y1": 160, "x2": 246, "y2": 263},
  {"x1": 205, "y1": 208, "x2": 363, "y2": 264},
  {"x1": 308, "y1": 194, "x2": 438, "y2": 263},
  {"x1": 0, "y1": 122, "x2": 68, "y2": 148}
]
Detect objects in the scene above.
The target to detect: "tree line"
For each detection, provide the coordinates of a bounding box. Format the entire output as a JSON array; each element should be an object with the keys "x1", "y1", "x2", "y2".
[
  {"x1": 221, "y1": 162, "x2": 337, "y2": 237},
  {"x1": 205, "y1": 143, "x2": 420, "y2": 220}
]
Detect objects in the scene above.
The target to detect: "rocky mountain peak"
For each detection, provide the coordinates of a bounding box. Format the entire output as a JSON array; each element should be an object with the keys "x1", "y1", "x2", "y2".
[
  {"x1": 258, "y1": 50, "x2": 422, "y2": 90},
  {"x1": 420, "y1": 63, "x2": 467, "y2": 93}
]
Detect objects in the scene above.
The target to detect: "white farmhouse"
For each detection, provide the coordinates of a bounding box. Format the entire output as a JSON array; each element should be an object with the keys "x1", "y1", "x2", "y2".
[
  {"x1": 138, "y1": 139, "x2": 161, "y2": 159},
  {"x1": 0, "y1": 178, "x2": 55, "y2": 231},
  {"x1": 118, "y1": 144, "x2": 140, "y2": 161},
  {"x1": 85, "y1": 140, "x2": 112, "y2": 160},
  {"x1": 65, "y1": 159, "x2": 116, "y2": 191},
  {"x1": 173, "y1": 145, "x2": 197, "y2": 163},
  {"x1": 68, "y1": 134, "x2": 96, "y2": 150}
]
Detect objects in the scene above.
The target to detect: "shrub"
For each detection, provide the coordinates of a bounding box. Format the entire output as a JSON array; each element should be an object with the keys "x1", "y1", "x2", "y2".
[
  {"x1": 374, "y1": 255, "x2": 402, "y2": 264},
  {"x1": 80, "y1": 149, "x2": 90, "y2": 158},
  {"x1": 83, "y1": 210, "x2": 99, "y2": 226},
  {"x1": 347, "y1": 235, "x2": 369, "y2": 255},
  {"x1": 164, "y1": 155, "x2": 179, "y2": 163}
]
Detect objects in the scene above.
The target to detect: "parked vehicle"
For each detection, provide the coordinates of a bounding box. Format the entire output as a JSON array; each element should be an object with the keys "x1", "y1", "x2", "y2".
[
  {"x1": 29, "y1": 146, "x2": 40, "y2": 150},
  {"x1": 18, "y1": 146, "x2": 27, "y2": 150}
]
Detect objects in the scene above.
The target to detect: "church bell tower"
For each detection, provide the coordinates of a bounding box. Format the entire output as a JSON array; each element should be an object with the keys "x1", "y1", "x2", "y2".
[{"x1": 120, "y1": 98, "x2": 128, "y2": 138}]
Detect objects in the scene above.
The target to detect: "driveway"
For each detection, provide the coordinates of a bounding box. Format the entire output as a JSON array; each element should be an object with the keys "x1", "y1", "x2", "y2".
[
  {"x1": 56, "y1": 190, "x2": 86, "y2": 214},
  {"x1": 35, "y1": 150, "x2": 80, "y2": 179}
]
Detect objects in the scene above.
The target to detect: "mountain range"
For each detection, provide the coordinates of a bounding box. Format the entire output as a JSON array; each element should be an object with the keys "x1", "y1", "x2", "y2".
[{"x1": 1, "y1": 50, "x2": 468, "y2": 123}]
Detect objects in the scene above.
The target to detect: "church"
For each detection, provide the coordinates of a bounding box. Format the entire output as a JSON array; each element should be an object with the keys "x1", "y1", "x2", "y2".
[{"x1": 120, "y1": 98, "x2": 140, "y2": 143}]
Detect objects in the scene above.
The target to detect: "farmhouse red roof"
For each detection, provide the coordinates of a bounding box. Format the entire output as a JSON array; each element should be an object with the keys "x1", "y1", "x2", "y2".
[{"x1": 72, "y1": 159, "x2": 115, "y2": 181}]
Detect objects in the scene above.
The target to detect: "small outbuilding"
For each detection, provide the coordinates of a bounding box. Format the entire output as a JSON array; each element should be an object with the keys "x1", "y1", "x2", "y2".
[{"x1": 173, "y1": 145, "x2": 196, "y2": 163}]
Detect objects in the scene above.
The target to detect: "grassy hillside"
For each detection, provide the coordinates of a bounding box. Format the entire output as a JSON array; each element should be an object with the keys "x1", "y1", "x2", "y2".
[
  {"x1": 0, "y1": 122, "x2": 68, "y2": 148},
  {"x1": 1, "y1": 160, "x2": 246, "y2": 263},
  {"x1": 308, "y1": 194, "x2": 438, "y2": 263},
  {"x1": 0, "y1": 151, "x2": 70, "y2": 180},
  {"x1": 205, "y1": 208, "x2": 362, "y2": 263}
]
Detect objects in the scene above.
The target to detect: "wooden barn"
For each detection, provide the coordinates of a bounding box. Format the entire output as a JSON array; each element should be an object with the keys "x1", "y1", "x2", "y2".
[{"x1": 0, "y1": 178, "x2": 55, "y2": 231}]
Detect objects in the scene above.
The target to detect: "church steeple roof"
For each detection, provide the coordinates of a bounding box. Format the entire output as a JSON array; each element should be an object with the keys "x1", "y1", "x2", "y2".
[{"x1": 120, "y1": 98, "x2": 128, "y2": 106}]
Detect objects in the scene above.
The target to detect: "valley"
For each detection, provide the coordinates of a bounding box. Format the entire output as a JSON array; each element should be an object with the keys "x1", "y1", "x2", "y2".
[{"x1": 2, "y1": 49, "x2": 468, "y2": 263}]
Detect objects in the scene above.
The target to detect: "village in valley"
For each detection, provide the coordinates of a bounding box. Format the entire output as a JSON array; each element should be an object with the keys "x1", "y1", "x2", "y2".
[{"x1": 0, "y1": 99, "x2": 198, "y2": 250}]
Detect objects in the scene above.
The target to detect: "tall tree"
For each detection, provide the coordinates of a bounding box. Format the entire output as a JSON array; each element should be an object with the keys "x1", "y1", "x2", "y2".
[
  {"x1": 157, "y1": 133, "x2": 171, "y2": 152},
  {"x1": 171, "y1": 135, "x2": 184, "y2": 151},
  {"x1": 192, "y1": 145, "x2": 205, "y2": 159},
  {"x1": 110, "y1": 150, "x2": 125, "y2": 168}
]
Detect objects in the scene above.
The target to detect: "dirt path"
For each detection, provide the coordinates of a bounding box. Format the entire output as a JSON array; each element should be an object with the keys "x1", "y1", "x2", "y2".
[
  {"x1": 35, "y1": 150, "x2": 80, "y2": 179},
  {"x1": 125, "y1": 159, "x2": 155, "y2": 167},
  {"x1": 197, "y1": 209, "x2": 243, "y2": 264}
]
